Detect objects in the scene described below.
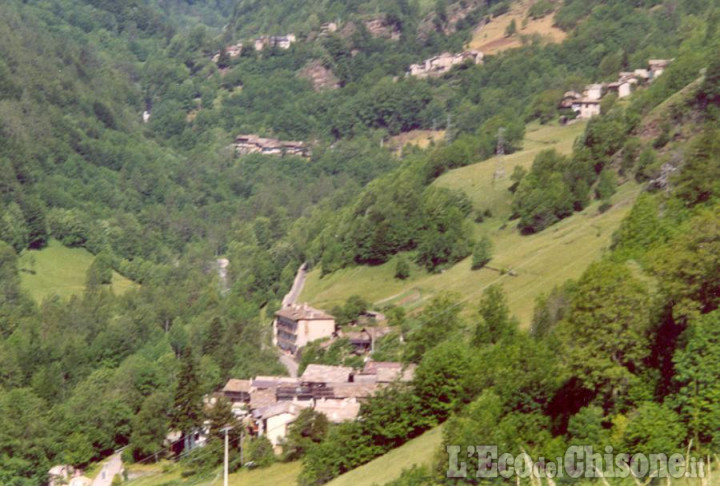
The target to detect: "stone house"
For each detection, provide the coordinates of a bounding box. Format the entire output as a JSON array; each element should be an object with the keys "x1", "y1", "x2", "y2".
[
  {"x1": 222, "y1": 379, "x2": 251, "y2": 404},
  {"x1": 408, "y1": 50, "x2": 483, "y2": 78},
  {"x1": 649, "y1": 59, "x2": 672, "y2": 79},
  {"x1": 253, "y1": 401, "x2": 310, "y2": 449},
  {"x1": 273, "y1": 304, "x2": 336, "y2": 354},
  {"x1": 234, "y1": 134, "x2": 309, "y2": 158}
]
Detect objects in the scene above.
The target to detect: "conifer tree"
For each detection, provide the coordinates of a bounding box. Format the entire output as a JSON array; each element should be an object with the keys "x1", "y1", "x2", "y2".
[{"x1": 172, "y1": 347, "x2": 203, "y2": 453}]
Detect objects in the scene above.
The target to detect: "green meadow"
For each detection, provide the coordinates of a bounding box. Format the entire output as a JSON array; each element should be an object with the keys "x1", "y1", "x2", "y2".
[
  {"x1": 300, "y1": 121, "x2": 642, "y2": 327},
  {"x1": 18, "y1": 240, "x2": 137, "y2": 301}
]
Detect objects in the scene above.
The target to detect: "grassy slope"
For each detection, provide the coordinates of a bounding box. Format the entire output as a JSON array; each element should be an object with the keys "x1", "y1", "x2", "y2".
[
  {"x1": 327, "y1": 425, "x2": 443, "y2": 486},
  {"x1": 300, "y1": 121, "x2": 643, "y2": 327},
  {"x1": 125, "y1": 461, "x2": 302, "y2": 486},
  {"x1": 17, "y1": 240, "x2": 136, "y2": 301},
  {"x1": 437, "y1": 121, "x2": 588, "y2": 219},
  {"x1": 125, "y1": 459, "x2": 302, "y2": 486},
  {"x1": 124, "y1": 427, "x2": 442, "y2": 486},
  {"x1": 468, "y1": 0, "x2": 567, "y2": 55}
]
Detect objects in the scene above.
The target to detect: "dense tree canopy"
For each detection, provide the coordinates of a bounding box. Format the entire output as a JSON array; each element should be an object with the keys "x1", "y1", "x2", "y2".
[{"x1": 1, "y1": 0, "x2": 720, "y2": 482}]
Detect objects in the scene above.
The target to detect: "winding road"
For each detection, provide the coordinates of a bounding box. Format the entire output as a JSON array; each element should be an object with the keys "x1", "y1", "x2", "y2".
[{"x1": 279, "y1": 354, "x2": 299, "y2": 377}]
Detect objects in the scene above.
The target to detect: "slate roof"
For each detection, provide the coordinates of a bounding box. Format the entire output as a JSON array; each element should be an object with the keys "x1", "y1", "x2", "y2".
[
  {"x1": 300, "y1": 364, "x2": 353, "y2": 383},
  {"x1": 275, "y1": 304, "x2": 334, "y2": 321},
  {"x1": 223, "y1": 379, "x2": 251, "y2": 393},
  {"x1": 250, "y1": 388, "x2": 277, "y2": 410},
  {"x1": 252, "y1": 376, "x2": 298, "y2": 389}
]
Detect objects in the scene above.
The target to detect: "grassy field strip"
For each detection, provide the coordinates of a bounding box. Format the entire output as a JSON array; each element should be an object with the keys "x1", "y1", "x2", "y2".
[
  {"x1": 434, "y1": 121, "x2": 587, "y2": 221},
  {"x1": 395, "y1": 185, "x2": 639, "y2": 325},
  {"x1": 124, "y1": 426, "x2": 442, "y2": 486},
  {"x1": 18, "y1": 240, "x2": 136, "y2": 301},
  {"x1": 499, "y1": 188, "x2": 639, "y2": 275},
  {"x1": 125, "y1": 460, "x2": 303, "y2": 486},
  {"x1": 327, "y1": 425, "x2": 443, "y2": 486},
  {"x1": 301, "y1": 184, "x2": 640, "y2": 325},
  {"x1": 505, "y1": 237, "x2": 608, "y2": 315},
  {"x1": 228, "y1": 461, "x2": 303, "y2": 485}
]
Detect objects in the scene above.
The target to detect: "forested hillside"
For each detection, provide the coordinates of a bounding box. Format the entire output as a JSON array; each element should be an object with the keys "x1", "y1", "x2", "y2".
[{"x1": 1, "y1": 0, "x2": 720, "y2": 484}]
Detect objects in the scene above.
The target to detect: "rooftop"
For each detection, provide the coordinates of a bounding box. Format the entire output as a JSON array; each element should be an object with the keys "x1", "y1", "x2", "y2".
[
  {"x1": 252, "y1": 376, "x2": 298, "y2": 389},
  {"x1": 275, "y1": 304, "x2": 334, "y2": 321},
  {"x1": 249, "y1": 388, "x2": 277, "y2": 410},
  {"x1": 223, "y1": 379, "x2": 251, "y2": 393},
  {"x1": 255, "y1": 401, "x2": 310, "y2": 420},
  {"x1": 363, "y1": 361, "x2": 402, "y2": 374},
  {"x1": 301, "y1": 364, "x2": 353, "y2": 383},
  {"x1": 360, "y1": 361, "x2": 416, "y2": 382}
]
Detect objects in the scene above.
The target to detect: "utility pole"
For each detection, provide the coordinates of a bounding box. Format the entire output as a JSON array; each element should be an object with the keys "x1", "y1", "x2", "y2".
[
  {"x1": 445, "y1": 113, "x2": 452, "y2": 143},
  {"x1": 221, "y1": 426, "x2": 233, "y2": 486},
  {"x1": 240, "y1": 427, "x2": 245, "y2": 466}
]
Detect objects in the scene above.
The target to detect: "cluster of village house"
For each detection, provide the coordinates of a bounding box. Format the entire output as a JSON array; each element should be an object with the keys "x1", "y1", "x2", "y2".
[
  {"x1": 211, "y1": 22, "x2": 341, "y2": 63},
  {"x1": 233, "y1": 134, "x2": 310, "y2": 158},
  {"x1": 407, "y1": 50, "x2": 484, "y2": 78},
  {"x1": 212, "y1": 32, "x2": 309, "y2": 64},
  {"x1": 218, "y1": 360, "x2": 414, "y2": 452},
  {"x1": 560, "y1": 59, "x2": 672, "y2": 119},
  {"x1": 211, "y1": 303, "x2": 404, "y2": 453},
  {"x1": 211, "y1": 34, "x2": 298, "y2": 63},
  {"x1": 48, "y1": 303, "x2": 395, "y2": 483}
]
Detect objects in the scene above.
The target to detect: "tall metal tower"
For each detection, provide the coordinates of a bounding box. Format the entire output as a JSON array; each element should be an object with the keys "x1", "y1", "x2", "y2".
[{"x1": 493, "y1": 127, "x2": 506, "y2": 181}]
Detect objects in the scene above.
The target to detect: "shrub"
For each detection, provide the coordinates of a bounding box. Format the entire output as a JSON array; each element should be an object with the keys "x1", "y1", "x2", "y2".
[
  {"x1": 471, "y1": 236, "x2": 493, "y2": 270},
  {"x1": 394, "y1": 256, "x2": 410, "y2": 280},
  {"x1": 246, "y1": 436, "x2": 276, "y2": 468},
  {"x1": 595, "y1": 169, "x2": 617, "y2": 201}
]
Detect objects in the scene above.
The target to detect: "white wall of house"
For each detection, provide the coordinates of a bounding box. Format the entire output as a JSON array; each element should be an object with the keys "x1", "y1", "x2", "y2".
[
  {"x1": 578, "y1": 102, "x2": 601, "y2": 119},
  {"x1": 618, "y1": 82, "x2": 632, "y2": 98},
  {"x1": 297, "y1": 318, "x2": 336, "y2": 347},
  {"x1": 264, "y1": 413, "x2": 296, "y2": 446}
]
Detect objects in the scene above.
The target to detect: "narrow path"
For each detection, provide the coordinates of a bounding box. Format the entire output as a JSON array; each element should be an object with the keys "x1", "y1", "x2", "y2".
[
  {"x1": 280, "y1": 354, "x2": 299, "y2": 378},
  {"x1": 277, "y1": 263, "x2": 307, "y2": 376},
  {"x1": 281, "y1": 262, "x2": 307, "y2": 308},
  {"x1": 92, "y1": 453, "x2": 123, "y2": 486}
]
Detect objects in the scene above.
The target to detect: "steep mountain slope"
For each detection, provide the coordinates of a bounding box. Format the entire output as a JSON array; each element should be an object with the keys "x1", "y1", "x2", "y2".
[
  {"x1": 468, "y1": 0, "x2": 567, "y2": 54},
  {"x1": 300, "y1": 121, "x2": 642, "y2": 326},
  {"x1": 1, "y1": 0, "x2": 720, "y2": 484}
]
